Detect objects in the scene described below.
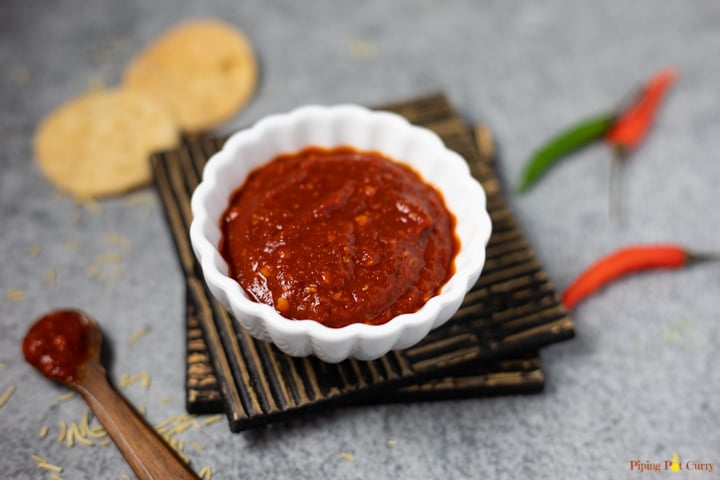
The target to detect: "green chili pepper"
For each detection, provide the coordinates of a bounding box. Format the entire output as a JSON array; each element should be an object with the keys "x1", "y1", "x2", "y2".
[{"x1": 517, "y1": 112, "x2": 616, "y2": 193}]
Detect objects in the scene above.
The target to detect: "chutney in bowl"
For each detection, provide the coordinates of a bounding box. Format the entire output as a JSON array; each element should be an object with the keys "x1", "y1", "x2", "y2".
[{"x1": 190, "y1": 105, "x2": 491, "y2": 362}]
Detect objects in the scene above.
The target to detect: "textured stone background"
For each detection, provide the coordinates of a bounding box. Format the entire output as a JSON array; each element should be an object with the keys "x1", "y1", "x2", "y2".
[{"x1": 2, "y1": 1, "x2": 719, "y2": 479}]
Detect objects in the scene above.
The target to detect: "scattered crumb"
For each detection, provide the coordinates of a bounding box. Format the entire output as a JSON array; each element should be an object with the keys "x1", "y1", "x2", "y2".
[
  {"x1": 11, "y1": 66, "x2": 30, "y2": 86},
  {"x1": 155, "y1": 414, "x2": 190, "y2": 430},
  {"x1": 68, "y1": 422, "x2": 94, "y2": 447},
  {"x1": 121, "y1": 475, "x2": 131, "y2": 480},
  {"x1": 79, "y1": 411, "x2": 91, "y2": 436},
  {"x1": 160, "y1": 397, "x2": 173, "y2": 405},
  {"x1": 27, "y1": 244, "x2": 42, "y2": 257},
  {"x1": 198, "y1": 466, "x2": 213, "y2": 479},
  {"x1": 95, "y1": 252, "x2": 123, "y2": 264},
  {"x1": 70, "y1": 209, "x2": 82, "y2": 223},
  {"x1": 119, "y1": 371, "x2": 151, "y2": 390},
  {"x1": 38, "y1": 463, "x2": 62, "y2": 474},
  {"x1": 45, "y1": 268, "x2": 57, "y2": 287},
  {"x1": 164, "y1": 421, "x2": 194, "y2": 436},
  {"x1": 65, "y1": 422, "x2": 79, "y2": 447},
  {"x1": 86, "y1": 265, "x2": 102, "y2": 277},
  {"x1": 57, "y1": 419, "x2": 67, "y2": 443},
  {"x1": 40, "y1": 396, "x2": 215, "y2": 469},
  {"x1": 663, "y1": 319, "x2": 695, "y2": 345},
  {"x1": 0, "y1": 363, "x2": 6, "y2": 370},
  {"x1": 387, "y1": 439, "x2": 398, "y2": 447},
  {"x1": 89, "y1": 424, "x2": 108, "y2": 439},
  {"x1": 31, "y1": 456, "x2": 64, "y2": 480},
  {"x1": 93, "y1": 38, "x2": 125, "y2": 66},
  {"x1": 128, "y1": 326, "x2": 149, "y2": 344},
  {"x1": 86, "y1": 252, "x2": 124, "y2": 288},
  {"x1": 340, "y1": 452, "x2": 355, "y2": 462},
  {"x1": 0, "y1": 385, "x2": 16, "y2": 408},
  {"x1": 153, "y1": 413, "x2": 202, "y2": 463},
  {"x1": 74, "y1": 196, "x2": 103, "y2": 214},
  {"x1": 63, "y1": 240, "x2": 80, "y2": 250},
  {"x1": 103, "y1": 232, "x2": 132, "y2": 251},
  {"x1": 86, "y1": 74, "x2": 108, "y2": 93},
  {"x1": 5, "y1": 289, "x2": 25, "y2": 301},
  {"x1": 664, "y1": 331, "x2": 680, "y2": 344},
  {"x1": 124, "y1": 191, "x2": 154, "y2": 206},
  {"x1": 123, "y1": 190, "x2": 155, "y2": 217},
  {"x1": 202, "y1": 414, "x2": 222, "y2": 426},
  {"x1": 58, "y1": 392, "x2": 75, "y2": 402},
  {"x1": 52, "y1": 414, "x2": 105, "y2": 448},
  {"x1": 349, "y1": 38, "x2": 376, "y2": 59}
]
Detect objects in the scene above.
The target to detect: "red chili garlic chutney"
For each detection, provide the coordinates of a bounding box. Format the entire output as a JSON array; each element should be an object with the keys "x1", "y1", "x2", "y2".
[
  {"x1": 22, "y1": 310, "x2": 92, "y2": 383},
  {"x1": 220, "y1": 146, "x2": 459, "y2": 328}
]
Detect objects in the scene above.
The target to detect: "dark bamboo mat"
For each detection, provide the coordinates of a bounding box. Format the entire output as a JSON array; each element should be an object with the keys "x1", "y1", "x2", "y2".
[
  {"x1": 151, "y1": 92, "x2": 574, "y2": 431},
  {"x1": 185, "y1": 284, "x2": 546, "y2": 412}
]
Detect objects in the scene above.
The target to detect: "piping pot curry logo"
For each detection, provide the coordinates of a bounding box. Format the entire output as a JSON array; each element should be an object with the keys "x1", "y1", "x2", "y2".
[{"x1": 629, "y1": 453, "x2": 714, "y2": 473}]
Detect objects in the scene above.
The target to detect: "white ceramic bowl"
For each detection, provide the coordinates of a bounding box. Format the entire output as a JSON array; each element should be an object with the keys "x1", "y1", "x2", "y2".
[{"x1": 190, "y1": 104, "x2": 491, "y2": 362}]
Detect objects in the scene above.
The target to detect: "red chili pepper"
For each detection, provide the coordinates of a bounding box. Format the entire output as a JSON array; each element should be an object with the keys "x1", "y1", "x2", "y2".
[
  {"x1": 607, "y1": 67, "x2": 678, "y2": 156},
  {"x1": 562, "y1": 244, "x2": 715, "y2": 310},
  {"x1": 606, "y1": 68, "x2": 678, "y2": 217}
]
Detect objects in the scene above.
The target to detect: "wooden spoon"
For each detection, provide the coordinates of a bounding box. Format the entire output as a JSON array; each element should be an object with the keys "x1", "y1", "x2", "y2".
[{"x1": 22, "y1": 309, "x2": 200, "y2": 480}]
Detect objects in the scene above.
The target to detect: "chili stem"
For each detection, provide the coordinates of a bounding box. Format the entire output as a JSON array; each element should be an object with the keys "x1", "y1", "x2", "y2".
[
  {"x1": 686, "y1": 251, "x2": 720, "y2": 264},
  {"x1": 608, "y1": 148, "x2": 625, "y2": 220}
]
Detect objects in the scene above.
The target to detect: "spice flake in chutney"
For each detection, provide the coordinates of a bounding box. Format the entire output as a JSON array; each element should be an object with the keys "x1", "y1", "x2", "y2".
[{"x1": 220, "y1": 146, "x2": 460, "y2": 328}]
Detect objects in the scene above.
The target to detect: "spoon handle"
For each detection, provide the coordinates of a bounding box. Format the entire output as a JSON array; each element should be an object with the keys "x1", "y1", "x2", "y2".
[{"x1": 77, "y1": 364, "x2": 200, "y2": 480}]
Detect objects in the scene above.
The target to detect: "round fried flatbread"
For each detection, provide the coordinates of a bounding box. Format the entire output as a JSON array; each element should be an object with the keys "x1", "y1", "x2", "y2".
[
  {"x1": 34, "y1": 88, "x2": 179, "y2": 198},
  {"x1": 123, "y1": 20, "x2": 258, "y2": 133}
]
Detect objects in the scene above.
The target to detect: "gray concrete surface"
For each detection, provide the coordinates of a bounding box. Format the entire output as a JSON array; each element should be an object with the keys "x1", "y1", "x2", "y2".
[{"x1": 2, "y1": 1, "x2": 719, "y2": 478}]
